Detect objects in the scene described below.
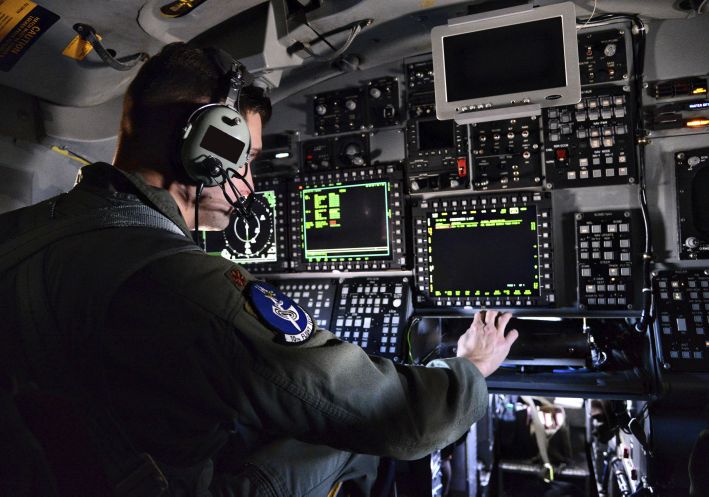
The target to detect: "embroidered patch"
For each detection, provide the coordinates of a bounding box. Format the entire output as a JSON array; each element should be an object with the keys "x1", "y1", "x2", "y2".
[
  {"x1": 225, "y1": 268, "x2": 247, "y2": 289},
  {"x1": 246, "y1": 281, "x2": 315, "y2": 345}
]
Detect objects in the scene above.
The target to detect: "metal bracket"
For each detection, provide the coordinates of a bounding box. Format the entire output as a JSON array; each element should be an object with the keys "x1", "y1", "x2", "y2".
[{"x1": 73, "y1": 23, "x2": 148, "y2": 72}]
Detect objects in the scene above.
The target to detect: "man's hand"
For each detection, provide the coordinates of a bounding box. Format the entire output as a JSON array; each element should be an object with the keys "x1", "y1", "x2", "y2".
[{"x1": 456, "y1": 310, "x2": 518, "y2": 377}]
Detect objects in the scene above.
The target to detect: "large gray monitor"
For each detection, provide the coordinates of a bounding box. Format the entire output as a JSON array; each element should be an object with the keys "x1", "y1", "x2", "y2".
[{"x1": 431, "y1": 2, "x2": 581, "y2": 123}]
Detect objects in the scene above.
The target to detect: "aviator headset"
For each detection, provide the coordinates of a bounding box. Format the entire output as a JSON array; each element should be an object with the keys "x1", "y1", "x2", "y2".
[{"x1": 180, "y1": 48, "x2": 256, "y2": 221}]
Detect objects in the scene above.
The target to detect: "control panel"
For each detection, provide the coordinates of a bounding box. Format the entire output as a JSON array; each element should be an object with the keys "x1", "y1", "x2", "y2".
[
  {"x1": 405, "y1": 59, "x2": 468, "y2": 193},
  {"x1": 330, "y1": 276, "x2": 410, "y2": 360},
  {"x1": 365, "y1": 76, "x2": 401, "y2": 129},
  {"x1": 576, "y1": 211, "x2": 637, "y2": 310},
  {"x1": 289, "y1": 163, "x2": 406, "y2": 272},
  {"x1": 412, "y1": 191, "x2": 554, "y2": 308},
  {"x1": 313, "y1": 87, "x2": 366, "y2": 136},
  {"x1": 578, "y1": 28, "x2": 629, "y2": 85},
  {"x1": 301, "y1": 132, "x2": 371, "y2": 172},
  {"x1": 675, "y1": 148, "x2": 709, "y2": 259},
  {"x1": 270, "y1": 278, "x2": 337, "y2": 330},
  {"x1": 543, "y1": 85, "x2": 636, "y2": 189},
  {"x1": 203, "y1": 177, "x2": 289, "y2": 274},
  {"x1": 654, "y1": 270, "x2": 709, "y2": 372},
  {"x1": 469, "y1": 116, "x2": 543, "y2": 191}
]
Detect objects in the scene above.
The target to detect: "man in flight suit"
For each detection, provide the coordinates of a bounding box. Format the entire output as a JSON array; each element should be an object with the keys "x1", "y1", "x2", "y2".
[{"x1": 0, "y1": 43, "x2": 518, "y2": 497}]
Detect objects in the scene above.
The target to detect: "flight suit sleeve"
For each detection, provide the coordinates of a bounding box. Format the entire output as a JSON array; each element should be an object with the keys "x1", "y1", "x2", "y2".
[{"x1": 111, "y1": 253, "x2": 488, "y2": 461}]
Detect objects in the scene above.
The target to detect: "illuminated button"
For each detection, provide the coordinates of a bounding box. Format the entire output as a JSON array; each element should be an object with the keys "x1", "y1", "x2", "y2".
[
  {"x1": 614, "y1": 96, "x2": 625, "y2": 106},
  {"x1": 609, "y1": 268, "x2": 619, "y2": 276},
  {"x1": 592, "y1": 225, "x2": 602, "y2": 233},
  {"x1": 682, "y1": 351, "x2": 691, "y2": 359},
  {"x1": 601, "y1": 109, "x2": 613, "y2": 119},
  {"x1": 581, "y1": 268, "x2": 592, "y2": 277},
  {"x1": 603, "y1": 137, "x2": 615, "y2": 147},
  {"x1": 671, "y1": 350, "x2": 679, "y2": 359},
  {"x1": 389, "y1": 346, "x2": 396, "y2": 353},
  {"x1": 579, "y1": 157, "x2": 589, "y2": 167},
  {"x1": 580, "y1": 170, "x2": 589, "y2": 179},
  {"x1": 588, "y1": 110, "x2": 600, "y2": 120},
  {"x1": 619, "y1": 167, "x2": 628, "y2": 176},
  {"x1": 354, "y1": 319, "x2": 362, "y2": 327},
  {"x1": 586, "y1": 284, "x2": 596, "y2": 293},
  {"x1": 621, "y1": 253, "x2": 631, "y2": 261},
  {"x1": 598, "y1": 285, "x2": 607, "y2": 292},
  {"x1": 614, "y1": 107, "x2": 626, "y2": 118},
  {"x1": 362, "y1": 341, "x2": 368, "y2": 348},
  {"x1": 697, "y1": 328, "x2": 705, "y2": 335},
  {"x1": 620, "y1": 239, "x2": 630, "y2": 248},
  {"x1": 580, "y1": 225, "x2": 590, "y2": 234},
  {"x1": 555, "y1": 148, "x2": 569, "y2": 161},
  {"x1": 577, "y1": 129, "x2": 588, "y2": 139},
  {"x1": 600, "y1": 97, "x2": 612, "y2": 107},
  {"x1": 587, "y1": 99, "x2": 598, "y2": 109},
  {"x1": 336, "y1": 318, "x2": 344, "y2": 327},
  {"x1": 606, "y1": 168, "x2": 615, "y2": 176},
  {"x1": 550, "y1": 133, "x2": 561, "y2": 142},
  {"x1": 608, "y1": 285, "x2": 616, "y2": 291},
  {"x1": 575, "y1": 102, "x2": 585, "y2": 110},
  {"x1": 567, "y1": 171, "x2": 577, "y2": 180},
  {"x1": 621, "y1": 267, "x2": 631, "y2": 276},
  {"x1": 588, "y1": 298, "x2": 597, "y2": 305},
  {"x1": 695, "y1": 352, "x2": 703, "y2": 359},
  {"x1": 619, "y1": 224, "x2": 629, "y2": 232},
  {"x1": 364, "y1": 317, "x2": 371, "y2": 327},
  {"x1": 380, "y1": 346, "x2": 387, "y2": 353},
  {"x1": 576, "y1": 112, "x2": 587, "y2": 122},
  {"x1": 590, "y1": 138, "x2": 602, "y2": 148},
  {"x1": 598, "y1": 298, "x2": 607, "y2": 305}
]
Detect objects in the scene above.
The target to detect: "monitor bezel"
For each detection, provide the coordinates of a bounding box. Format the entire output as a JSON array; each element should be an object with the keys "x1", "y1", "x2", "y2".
[
  {"x1": 300, "y1": 180, "x2": 393, "y2": 263},
  {"x1": 431, "y1": 2, "x2": 581, "y2": 120}
]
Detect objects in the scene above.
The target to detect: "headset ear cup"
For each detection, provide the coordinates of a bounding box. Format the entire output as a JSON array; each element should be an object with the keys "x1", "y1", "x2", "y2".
[{"x1": 180, "y1": 105, "x2": 251, "y2": 187}]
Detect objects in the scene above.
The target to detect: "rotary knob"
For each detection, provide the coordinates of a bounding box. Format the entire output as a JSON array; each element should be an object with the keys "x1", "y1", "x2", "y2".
[
  {"x1": 603, "y1": 43, "x2": 617, "y2": 57},
  {"x1": 345, "y1": 99, "x2": 357, "y2": 111},
  {"x1": 315, "y1": 104, "x2": 327, "y2": 115},
  {"x1": 369, "y1": 87, "x2": 382, "y2": 99}
]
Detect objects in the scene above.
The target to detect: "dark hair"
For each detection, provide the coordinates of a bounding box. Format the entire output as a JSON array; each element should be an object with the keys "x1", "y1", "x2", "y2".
[{"x1": 121, "y1": 42, "x2": 271, "y2": 136}]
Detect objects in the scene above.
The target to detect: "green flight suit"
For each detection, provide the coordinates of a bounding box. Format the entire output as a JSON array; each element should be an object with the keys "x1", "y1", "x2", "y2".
[{"x1": 0, "y1": 163, "x2": 488, "y2": 497}]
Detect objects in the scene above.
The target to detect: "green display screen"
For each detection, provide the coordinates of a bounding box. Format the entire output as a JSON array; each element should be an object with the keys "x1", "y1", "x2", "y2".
[
  {"x1": 427, "y1": 205, "x2": 540, "y2": 298},
  {"x1": 301, "y1": 181, "x2": 391, "y2": 261}
]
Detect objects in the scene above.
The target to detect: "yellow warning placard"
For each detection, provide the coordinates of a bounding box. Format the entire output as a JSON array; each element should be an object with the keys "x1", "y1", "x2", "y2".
[
  {"x1": 62, "y1": 32, "x2": 100, "y2": 61},
  {"x1": 0, "y1": 0, "x2": 59, "y2": 71},
  {"x1": 0, "y1": 0, "x2": 37, "y2": 39}
]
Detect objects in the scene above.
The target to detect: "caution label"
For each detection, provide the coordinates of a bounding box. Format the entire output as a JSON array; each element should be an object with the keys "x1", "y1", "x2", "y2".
[
  {"x1": 62, "y1": 33, "x2": 100, "y2": 61},
  {"x1": 0, "y1": 0, "x2": 59, "y2": 72}
]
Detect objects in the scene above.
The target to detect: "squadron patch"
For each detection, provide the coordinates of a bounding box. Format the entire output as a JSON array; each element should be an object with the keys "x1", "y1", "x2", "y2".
[{"x1": 246, "y1": 281, "x2": 315, "y2": 345}]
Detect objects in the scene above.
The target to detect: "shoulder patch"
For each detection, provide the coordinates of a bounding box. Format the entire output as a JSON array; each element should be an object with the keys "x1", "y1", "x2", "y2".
[
  {"x1": 246, "y1": 281, "x2": 315, "y2": 345},
  {"x1": 225, "y1": 268, "x2": 248, "y2": 289}
]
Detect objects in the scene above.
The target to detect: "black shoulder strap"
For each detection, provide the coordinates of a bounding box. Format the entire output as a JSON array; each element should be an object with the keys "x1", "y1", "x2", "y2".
[{"x1": 0, "y1": 204, "x2": 187, "y2": 275}]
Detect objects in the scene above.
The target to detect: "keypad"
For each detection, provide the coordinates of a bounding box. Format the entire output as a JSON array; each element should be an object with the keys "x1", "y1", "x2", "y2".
[
  {"x1": 576, "y1": 211, "x2": 635, "y2": 309},
  {"x1": 331, "y1": 277, "x2": 410, "y2": 359},
  {"x1": 654, "y1": 270, "x2": 709, "y2": 372},
  {"x1": 544, "y1": 85, "x2": 636, "y2": 189}
]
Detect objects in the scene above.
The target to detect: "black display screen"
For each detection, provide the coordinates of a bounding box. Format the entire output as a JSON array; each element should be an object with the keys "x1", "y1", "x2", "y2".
[
  {"x1": 417, "y1": 119, "x2": 456, "y2": 150},
  {"x1": 443, "y1": 17, "x2": 567, "y2": 102},
  {"x1": 302, "y1": 181, "x2": 391, "y2": 261},
  {"x1": 428, "y1": 206, "x2": 540, "y2": 297},
  {"x1": 200, "y1": 125, "x2": 246, "y2": 163}
]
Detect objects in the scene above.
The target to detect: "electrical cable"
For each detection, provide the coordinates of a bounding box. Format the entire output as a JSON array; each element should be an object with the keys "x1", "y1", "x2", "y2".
[
  {"x1": 194, "y1": 182, "x2": 204, "y2": 248},
  {"x1": 582, "y1": 0, "x2": 598, "y2": 28},
  {"x1": 304, "y1": 19, "x2": 338, "y2": 53}
]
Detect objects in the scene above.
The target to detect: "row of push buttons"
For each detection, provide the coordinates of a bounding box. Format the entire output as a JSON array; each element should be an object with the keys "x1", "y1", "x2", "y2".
[
  {"x1": 332, "y1": 280, "x2": 408, "y2": 358},
  {"x1": 577, "y1": 214, "x2": 634, "y2": 309},
  {"x1": 655, "y1": 274, "x2": 709, "y2": 367}
]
